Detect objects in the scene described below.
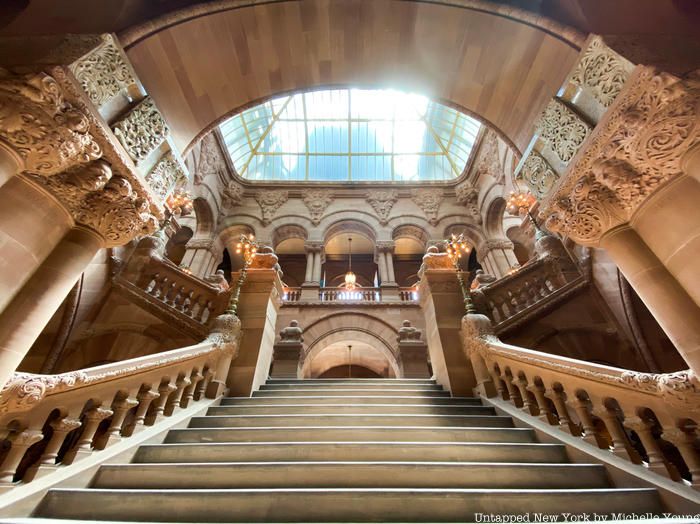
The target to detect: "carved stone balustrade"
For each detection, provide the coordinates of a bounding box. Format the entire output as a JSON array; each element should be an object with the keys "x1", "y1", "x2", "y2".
[
  {"x1": 0, "y1": 336, "x2": 237, "y2": 489},
  {"x1": 282, "y1": 287, "x2": 417, "y2": 305},
  {"x1": 464, "y1": 319, "x2": 700, "y2": 490}
]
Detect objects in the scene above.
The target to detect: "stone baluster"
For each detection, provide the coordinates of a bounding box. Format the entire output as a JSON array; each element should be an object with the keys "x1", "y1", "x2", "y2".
[
  {"x1": 104, "y1": 397, "x2": 138, "y2": 445},
  {"x1": 165, "y1": 375, "x2": 192, "y2": 416},
  {"x1": 126, "y1": 388, "x2": 160, "y2": 435},
  {"x1": 181, "y1": 371, "x2": 203, "y2": 408},
  {"x1": 28, "y1": 417, "x2": 82, "y2": 479},
  {"x1": 591, "y1": 406, "x2": 633, "y2": 460},
  {"x1": 511, "y1": 377, "x2": 535, "y2": 415},
  {"x1": 544, "y1": 387, "x2": 576, "y2": 434},
  {"x1": 500, "y1": 372, "x2": 522, "y2": 407},
  {"x1": 623, "y1": 416, "x2": 672, "y2": 477},
  {"x1": 195, "y1": 369, "x2": 214, "y2": 400},
  {"x1": 662, "y1": 427, "x2": 700, "y2": 489},
  {"x1": 64, "y1": 407, "x2": 113, "y2": 463},
  {"x1": 487, "y1": 365, "x2": 506, "y2": 400},
  {"x1": 145, "y1": 382, "x2": 177, "y2": 425},
  {"x1": 0, "y1": 430, "x2": 44, "y2": 487},
  {"x1": 568, "y1": 397, "x2": 599, "y2": 445},
  {"x1": 172, "y1": 286, "x2": 187, "y2": 312},
  {"x1": 526, "y1": 382, "x2": 555, "y2": 424}
]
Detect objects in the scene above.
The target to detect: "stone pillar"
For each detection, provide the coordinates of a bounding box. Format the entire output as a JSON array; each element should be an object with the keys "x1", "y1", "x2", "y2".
[
  {"x1": 304, "y1": 250, "x2": 314, "y2": 283},
  {"x1": 271, "y1": 320, "x2": 304, "y2": 378},
  {"x1": 377, "y1": 241, "x2": 399, "y2": 301},
  {"x1": 417, "y1": 249, "x2": 476, "y2": 396},
  {"x1": 397, "y1": 320, "x2": 430, "y2": 378},
  {"x1": 226, "y1": 251, "x2": 284, "y2": 396},
  {"x1": 312, "y1": 250, "x2": 323, "y2": 283},
  {"x1": 0, "y1": 226, "x2": 104, "y2": 387},
  {"x1": 480, "y1": 240, "x2": 518, "y2": 278},
  {"x1": 0, "y1": 145, "x2": 20, "y2": 189},
  {"x1": 301, "y1": 241, "x2": 322, "y2": 300},
  {"x1": 181, "y1": 238, "x2": 222, "y2": 278},
  {"x1": 601, "y1": 226, "x2": 700, "y2": 375}
]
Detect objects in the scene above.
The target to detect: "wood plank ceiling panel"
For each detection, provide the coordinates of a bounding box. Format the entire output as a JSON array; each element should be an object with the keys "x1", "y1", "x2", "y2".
[{"x1": 125, "y1": 0, "x2": 580, "y2": 154}]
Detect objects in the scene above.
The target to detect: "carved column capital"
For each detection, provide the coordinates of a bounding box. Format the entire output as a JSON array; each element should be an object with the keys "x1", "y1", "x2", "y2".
[
  {"x1": 0, "y1": 69, "x2": 102, "y2": 176},
  {"x1": 375, "y1": 241, "x2": 395, "y2": 253},
  {"x1": 303, "y1": 241, "x2": 324, "y2": 253}
]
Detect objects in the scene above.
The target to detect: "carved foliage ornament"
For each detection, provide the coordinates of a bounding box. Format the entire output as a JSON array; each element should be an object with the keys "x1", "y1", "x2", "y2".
[
  {"x1": 145, "y1": 152, "x2": 187, "y2": 201},
  {"x1": 68, "y1": 34, "x2": 137, "y2": 108},
  {"x1": 0, "y1": 70, "x2": 102, "y2": 176},
  {"x1": 475, "y1": 130, "x2": 503, "y2": 181},
  {"x1": 517, "y1": 150, "x2": 559, "y2": 199},
  {"x1": 411, "y1": 188, "x2": 444, "y2": 226},
  {"x1": 536, "y1": 99, "x2": 592, "y2": 165},
  {"x1": 196, "y1": 133, "x2": 226, "y2": 184},
  {"x1": 302, "y1": 189, "x2": 334, "y2": 225},
  {"x1": 255, "y1": 189, "x2": 288, "y2": 225},
  {"x1": 366, "y1": 190, "x2": 398, "y2": 225},
  {"x1": 570, "y1": 36, "x2": 634, "y2": 108},
  {"x1": 112, "y1": 97, "x2": 169, "y2": 163},
  {"x1": 455, "y1": 182, "x2": 481, "y2": 223},
  {"x1": 221, "y1": 180, "x2": 244, "y2": 209},
  {"x1": 543, "y1": 68, "x2": 700, "y2": 244}
]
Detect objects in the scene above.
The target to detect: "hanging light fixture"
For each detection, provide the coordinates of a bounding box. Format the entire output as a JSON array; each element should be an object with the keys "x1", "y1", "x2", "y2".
[
  {"x1": 347, "y1": 345, "x2": 352, "y2": 378},
  {"x1": 343, "y1": 237, "x2": 357, "y2": 290},
  {"x1": 506, "y1": 189, "x2": 536, "y2": 217}
]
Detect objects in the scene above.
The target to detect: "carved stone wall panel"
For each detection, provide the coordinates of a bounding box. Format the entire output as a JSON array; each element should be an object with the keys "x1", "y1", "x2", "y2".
[
  {"x1": 473, "y1": 130, "x2": 503, "y2": 182},
  {"x1": 145, "y1": 152, "x2": 186, "y2": 201},
  {"x1": 536, "y1": 99, "x2": 592, "y2": 167},
  {"x1": 196, "y1": 133, "x2": 226, "y2": 184},
  {"x1": 302, "y1": 190, "x2": 334, "y2": 225},
  {"x1": 0, "y1": 70, "x2": 102, "y2": 176},
  {"x1": 455, "y1": 182, "x2": 482, "y2": 223},
  {"x1": 517, "y1": 150, "x2": 559, "y2": 199},
  {"x1": 221, "y1": 180, "x2": 244, "y2": 209},
  {"x1": 255, "y1": 189, "x2": 288, "y2": 225},
  {"x1": 411, "y1": 188, "x2": 444, "y2": 226},
  {"x1": 112, "y1": 96, "x2": 169, "y2": 163},
  {"x1": 68, "y1": 34, "x2": 138, "y2": 109},
  {"x1": 365, "y1": 190, "x2": 398, "y2": 225}
]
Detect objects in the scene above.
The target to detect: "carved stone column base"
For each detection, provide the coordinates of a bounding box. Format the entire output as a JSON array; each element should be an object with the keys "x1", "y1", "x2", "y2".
[
  {"x1": 271, "y1": 343, "x2": 302, "y2": 378},
  {"x1": 399, "y1": 343, "x2": 431, "y2": 378},
  {"x1": 380, "y1": 283, "x2": 401, "y2": 302},
  {"x1": 300, "y1": 283, "x2": 319, "y2": 301}
]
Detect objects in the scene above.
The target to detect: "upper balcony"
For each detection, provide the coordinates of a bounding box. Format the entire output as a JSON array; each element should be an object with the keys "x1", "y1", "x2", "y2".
[{"x1": 282, "y1": 286, "x2": 418, "y2": 305}]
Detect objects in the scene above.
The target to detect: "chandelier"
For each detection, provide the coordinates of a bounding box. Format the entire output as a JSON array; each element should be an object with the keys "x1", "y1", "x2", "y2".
[
  {"x1": 343, "y1": 237, "x2": 357, "y2": 290},
  {"x1": 506, "y1": 190, "x2": 536, "y2": 217},
  {"x1": 166, "y1": 188, "x2": 194, "y2": 217}
]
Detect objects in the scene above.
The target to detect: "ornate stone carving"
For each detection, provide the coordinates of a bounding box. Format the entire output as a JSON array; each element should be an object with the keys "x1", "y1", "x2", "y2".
[
  {"x1": 38, "y1": 160, "x2": 158, "y2": 246},
  {"x1": 411, "y1": 188, "x2": 443, "y2": 225},
  {"x1": 68, "y1": 34, "x2": 137, "y2": 108},
  {"x1": 302, "y1": 190, "x2": 334, "y2": 225},
  {"x1": 474, "y1": 130, "x2": 503, "y2": 181},
  {"x1": 0, "y1": 70, "x2": 102, "y2": 176},
  {"x1": 279, "y1": 320, "x2": 304, "y2": 344},
  {"x1": 205, "y1": 313, "x2": 242, "y2": 356},
  {"x1": 461, "y1": 313, "x2": 499, "y2": 357},
  {"x1": 471, "y1": 269, "x2": 497, "y2": 289},
  {"x1": 570, "y1": 36, "x2": 634, "y2": 109},
  {"x1": 420, "y1": 247, "x2": 454, "y2": 271},
  {"x1": 517, "y1": 150, "x2": 559, "y2": 199},
  {"x1": 366, "y1": 190, "x2": 398, "y2": 225},
  {"x1": 145, "y1": 152, "x2": 186, "y2": 201},
  {"x1": 536, "y1": 99, "x2": 592, "y2": 165},
  {"x1": 255, "y1": 189, "x2": 288, "y2": 225},
  {"x1": 196, "y1": 133, "x2": 226, "y2": 184},
  {"x1": 481, "y1": 239, "x2": 515, "y2": 255},
  {"x1": 49, "y1": 417, "x2": 82, "y2": 432},
  {"x1": 542, "y1": 67, "x2": 700, "y2": 245},
  {"x1": 249, "y1": 246, "x2": 279, "y2": 270},
  {"x1": 0, "y1": 371, "x2": 88, "y2": 414},
  {"x1": 375, "y1": 241, "x2": 395, "y2": 253},
  {"x1": 112, "y1": 97, "x2": 169, "y2": 163},
  {"x1": 221, "y1": 180, "x2": 244, "y2": 209},
  {"x1": 397, "y1": 320, "x2": 422, "y2": 343},
  {"x1": 204, "y1": 269, "x2": 229, "y2": 291},
  {"x1": 455, "y1": 182, "x2": 481, "y2": 223}
]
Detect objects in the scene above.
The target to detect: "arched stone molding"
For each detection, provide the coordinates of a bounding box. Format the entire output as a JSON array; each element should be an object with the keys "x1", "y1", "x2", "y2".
[
  {"x1": 484, "y1": 196, "x2": 508, "y2": 238},
  {"x1": 218, "y1": 224, "x2": 256, "y2": 252},
  {"x1": 392, "y1": 224, "x2": 430, "y2": 251},
  {"x1": 323, "y1": 218, "x2": 378, "y2": 245},
  {"x1": 441, "y1": 220, "x2": 487, "y2": 252},
  {"x1": 192, "y1": 197, "x2": 215, "y2": 238},
  {"x1": 271, "y1": 224, "x2": 308, "y2": 251}
]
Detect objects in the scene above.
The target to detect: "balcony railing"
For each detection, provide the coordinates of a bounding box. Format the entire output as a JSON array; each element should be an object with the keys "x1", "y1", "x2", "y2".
[{"x1": 282, "y1": 287, "x2": 418, "y2": 304}]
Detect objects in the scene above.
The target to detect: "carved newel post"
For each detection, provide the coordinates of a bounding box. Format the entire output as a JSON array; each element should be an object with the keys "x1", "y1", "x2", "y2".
[
  {"x1": 461, "y1": 313, "x2": 498, "y2": 398},
  {"x1": 397, "y1": 320, "x2": 430, "y2": 378},
  {"x1": 271, "y1": 320, "x2": 304, "y2": 378},
  {"x1": 205, "y1": 311, "x2": 242, "y2": 398}
]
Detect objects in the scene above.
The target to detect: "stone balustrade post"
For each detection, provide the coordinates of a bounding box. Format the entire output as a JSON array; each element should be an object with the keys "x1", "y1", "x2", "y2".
[
  {"x1": 662, "y1": 427, "x2": 700, "y2": 488},
  {"x1": 29, "y1": 418, "x2": 82, "y2": 479},
  {"x1": 568, "y1": 398, "x2": 599, "y2": 445},
  {"x1": 181, "y1": 371, "x2": 203, "y2": 408},
  {"x1": 624, "y1": 416, "x2": 672, "y2": 478},
  {"x1": 511, "y1": 377, "x2": 535, "y2": 415},
  {"x1": 526, "y1": 383, "x2": 555, "y2": 424},
  {"x1": 125, "y1": 389, "x2": 159, "y2": 435},
  {"x1": 104, "y1": 398, "x2": 138, "y2": 446},
  {"x1": 63, "y1": 407, "x2": 113, "y2": 463},
  {"x1": 145, "y1": 382, "x2": 177, "y2": 425},
  {"x1": 165, "y1": 376, "x2": 191, "y2": 416},
  {"x1": 545, "y1": 387, "x2": 576, "y2": 434},
  {"x1": 591, "y1": 406, "x2": 634, "y2": 460},
  {"x1": 0, "y1": 429, "x2": 44, "y2": 488}
]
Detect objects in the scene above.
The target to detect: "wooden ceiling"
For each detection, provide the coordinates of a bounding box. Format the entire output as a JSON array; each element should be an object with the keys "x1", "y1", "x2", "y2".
[{"x1": 122, "y1": 0, "x2": 581, "y2": 154}]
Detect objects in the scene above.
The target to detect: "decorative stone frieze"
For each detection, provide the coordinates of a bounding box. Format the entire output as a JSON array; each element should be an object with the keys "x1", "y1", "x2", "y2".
[
  {"x1": 36, "y1": 160, "x2": 158, "y2": 246},
  {"x1": 221, "y1": 180, "x2": 244, "y2": 209},
  {"x1": 302, "y1": 190, "x2": 334, "y2": 225},
  {"x1": 196, "y1": 134, "x2": 226, "y2": 184},
  {"x1": 542, "y1": 67, "x2": 700, "y2": 245},
  {"x1": 375, "y1": 241, "x2": 395, "y2": 253},
  {"x1": 68, "y1": 34, "x2": 137, "y2": 108},
  {"x1": 411, "y1": 188, "x2": 443, "y2": 226},
  {"x1": 0, "y1": 371, "x2": 88, "y2": 414},
  {"x1": 570, "y1": 35, "x2": 635, "y2": 109},
  {"x1": 517, "y1": 149, "x2": 559, "y2": 199},
  {"x1": 455, "y1": 182, "x2": 482, "y2": 223},
  {"x1": 365, "y1": 190, "x2": 398, "y2": 225},
  {"x1": 304, "y1": 240, "x2": 324, "y2": 253},
  {"x1": 255, "y1": 189, "x2": 288, "y2": 225},
  {"x1": 536, "y1": 99, "x2": 592, "y2": 166},
  {"x1": 145, "y1": 152, "x2": 186, "y2": 201},
  {"x1": 0, "y1": 70, "x2": 102, "y2": 176},
  {"x1": 112, "y1": 96, "x2": 169, "y2": 163}
]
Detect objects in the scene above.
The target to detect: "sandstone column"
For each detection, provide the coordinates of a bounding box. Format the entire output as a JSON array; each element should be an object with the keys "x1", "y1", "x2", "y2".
[
  {"x1": 377, "y1": 241, "x2": 399, "y2": 301},
  {"x1": 301, "y1": 241, "x2": 322, "y2": 300}
]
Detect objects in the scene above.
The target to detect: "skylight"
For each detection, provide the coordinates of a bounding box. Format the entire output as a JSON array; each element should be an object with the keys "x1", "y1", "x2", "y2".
[{"x1": 219, "y1": 88, "x2": 481, "y2": 182}]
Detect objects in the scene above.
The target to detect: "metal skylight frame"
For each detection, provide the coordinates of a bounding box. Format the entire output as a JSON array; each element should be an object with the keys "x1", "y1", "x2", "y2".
[{"x1": 219, "y1": 88, "x2": 481, "y2": 182}]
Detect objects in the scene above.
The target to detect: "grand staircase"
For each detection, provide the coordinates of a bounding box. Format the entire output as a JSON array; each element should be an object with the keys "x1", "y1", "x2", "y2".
[{"x1": 28, "y1": 378, "x2": 661, "y2": 522}]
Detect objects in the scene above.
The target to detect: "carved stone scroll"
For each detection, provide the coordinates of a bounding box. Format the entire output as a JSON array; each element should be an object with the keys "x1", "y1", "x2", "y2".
[{"x1": 112, "y1": 96, "x2": 169, "y2": 163}]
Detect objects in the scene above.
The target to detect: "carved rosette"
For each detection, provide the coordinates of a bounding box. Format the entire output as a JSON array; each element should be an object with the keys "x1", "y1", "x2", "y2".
[
  {"x1": 0, "y1": 70, "x2": 102, "y2": 176},
  {"x1": 302, "y1": 190, "x2": 334, "y2": 225},
  {"x1": 145, "y1": 152, "x2": 187, "y2": 201},
  {"x1": 255, "y1": 189, "x2": 288, "y2": 225},
  {"x1": 112, "y1": 97, "x2": 169, "y2": 163},
  {"x1": 366, "y1": 190, "x2": 398, "y2": 225},
  {"x1": 517, "y1": 150, "x2": 559, "y2": 199},
  {"x1": 411, "y1": 188, "x2": 444, "y2": 226},
  {"x1": 536, "y1": 99, "x2": 592, "y2": 165},
  {"x1": 68, "y1": 34, "x2": 137, "y2": 108},
  {"x1": 570, "y1": 36, "x2": 634, "y2": 109},
  {"x1": 455, "y1": 182, "x2": 481, "y2": 223},
  {"x1": 541, "y1": 67, "x2": 700, "y2": 245}
]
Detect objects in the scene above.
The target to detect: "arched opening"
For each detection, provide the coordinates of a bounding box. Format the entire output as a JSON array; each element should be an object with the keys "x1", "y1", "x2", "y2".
[
  {"x1": 305, "y1": 340, "x2": 396, "y2": 379},
  {"x1": 164, "y1": 226, "x2": 193, "y2": 266},
  {"x1": 323, "y1": 222, "x2": 377, "y2": 288},
  {"x1": 392, "y1": 225, "x2": 429, "y2": 287}
]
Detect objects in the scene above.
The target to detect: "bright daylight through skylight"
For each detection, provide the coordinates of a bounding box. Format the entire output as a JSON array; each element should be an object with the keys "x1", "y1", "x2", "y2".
[{"x1": 219, "y1": 88, "x2": 481, "y2": 182}]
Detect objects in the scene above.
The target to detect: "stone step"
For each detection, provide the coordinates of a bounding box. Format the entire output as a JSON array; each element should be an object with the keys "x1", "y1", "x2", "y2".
[
  {"x1": 222, "y1": 395, "x2": 479, "y2": 406},
  {"x1": 207, "y1": 404, "x2": 496, "y2": 416},
  {"x1": 165, "y1": 426, "x2": 537, "y2": 444},
  {"x1": 188, "y1": 414, "x2": 513, "y2": 429},
  {"x1": 252, "y1": 389, "x2": 452, "y2": 397},
  {"x1": 258, "y1": 384, "x2": 443, "y2": 391},
  {"x1": 134, "y1": 441, "x2": 569, "y2": 464},
  {"x1": 266, "y1": 379, "x2": 438, "y2": 385},
  {"x1": 91, "y1": 462, "x2": 610, "y2": 490},
  {"x1": 36, "y1": 488, "x2": 662, "y2": 522}
]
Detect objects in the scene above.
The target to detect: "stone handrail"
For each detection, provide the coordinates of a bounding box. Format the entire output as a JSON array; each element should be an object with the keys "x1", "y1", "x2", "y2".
[
  {"x1": 115, "y1": 256, "x2": 230, "y2": 338},
  {"x1": 0, "y1": 337, "x2": 235, "y2": 489},
  {"x1": 465, "y1": 323, "x2": 700, "y2": 489},
  {"x1": 283, "y1": 287, "x2": 302, "y2": 302},
  {"x1": 283, "y1": 287, "x2": 417, "y2": 304}
]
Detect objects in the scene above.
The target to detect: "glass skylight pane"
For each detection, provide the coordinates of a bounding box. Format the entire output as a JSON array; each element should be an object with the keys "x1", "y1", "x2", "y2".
[{"x1": 220, "y1": 88, "x2": 480, "y2": 182}]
